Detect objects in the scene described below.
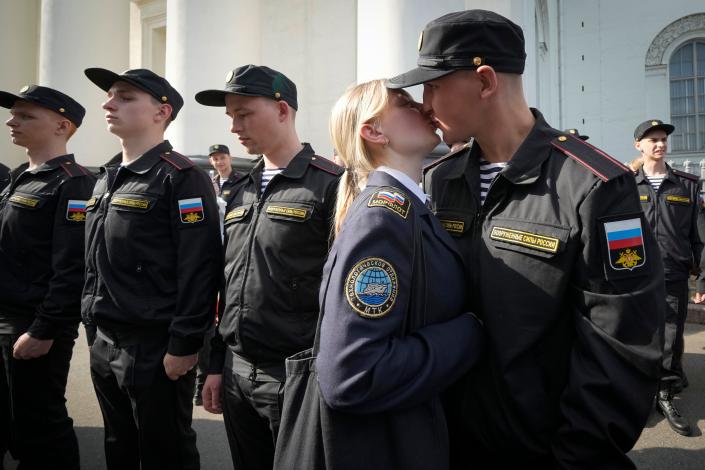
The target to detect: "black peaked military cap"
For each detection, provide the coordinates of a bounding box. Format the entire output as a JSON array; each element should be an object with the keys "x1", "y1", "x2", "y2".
[
  {"x1": 208, "y1": 144, "x2": 230, "y2": 156},
  {"x1": 195, "y1": 65, "x2": 298, "y2": 110},
  {"x1": 84, "y1": 67, "x2": 184, "y2": 119},
  {"x1": 0, "y1": 84, "x2": 86, "y2": 127},
  {"x1": 564, "y1": 128, "x2": 589, "y2": 141},
  {"x1": 386, "y1": 9, "x2": 526, "y2": 89},
  {"x1": 634, "y1": 119, "x2": 675, "y2": 141}
]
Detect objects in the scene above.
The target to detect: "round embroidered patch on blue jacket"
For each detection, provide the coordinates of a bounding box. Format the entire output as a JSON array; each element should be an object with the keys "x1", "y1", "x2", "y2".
[{"x1": 345, "y1": 257, "x2": 398, "y2": 318}]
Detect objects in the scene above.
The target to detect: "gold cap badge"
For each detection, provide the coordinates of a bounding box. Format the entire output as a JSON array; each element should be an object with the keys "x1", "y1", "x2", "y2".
[
  {"x1": 226, "y1": 70, "x2": 235, "y2": 83},
  {"x1": 274, "y1": 92, "x2": 281, "y2": 99},
  {"x1": 418, "y1": 31, "x2": 424, "y2": 51},
  {"x1": 59, "y1": 107, "x2": 65, "y2": 113},
  {"x1": 473, "y1": 57, "x2": 482, "y2": 66},
  {"x1": 20, "y1": 85, "x2": 30, "y2": 93},
  {"x1": 161, "y1": 96, "x2": 168, "y2": 102},
  {"x1": 651, "y1": 120, "x2": 658, "y2": 126},
  {"x1": 558, "y1": 136, "x2": 567, "y2": 142}
]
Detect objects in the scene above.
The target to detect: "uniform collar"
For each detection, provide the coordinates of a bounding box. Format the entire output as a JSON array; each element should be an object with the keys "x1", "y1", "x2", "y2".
[
  {"x1": 637, "y1": 163, "x2": 678, "y2": 184},
  {"x1": 500, "y1": 108, "x2": 561, "y2": 185},
  {"x1": 376, "y1": 166, "x2": 427, "y2": 203},
  {"x1": 251, "y1": 142, "x2": 315, "y2": 181},
  {"x1": 437, "y1": 109, "x2": 558, "y2": 186},
  {"x1": 367, "y1": 170, "x2": 426, "y2": 205},
  {"x1": 23, "y1": 154, "x2": 76, "y2": 174},
  {"x1": 104, "y1": 140, "x2": 173, "y2": 174}
]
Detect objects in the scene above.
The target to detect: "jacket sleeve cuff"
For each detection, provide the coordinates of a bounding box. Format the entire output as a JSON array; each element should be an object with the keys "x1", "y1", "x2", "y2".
[
  {"x1": 27, "y1": 317, "x2": 59, "y2": 340},
  {"x1": 208, "y1": 345, "x2": 226, "y2": 374},
  {"x1": 167, "y1": 335, "x2": 203, "y2": 356}
]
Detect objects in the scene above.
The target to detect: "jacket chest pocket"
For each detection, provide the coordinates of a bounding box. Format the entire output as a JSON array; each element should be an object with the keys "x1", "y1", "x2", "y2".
[
  {"x1": 434, "y1": 210, "x2": 472, "y2": 238},
  {"x1": 224, "y1": 204, "x2": 252, "y2": 225},
  {"x1": 7, "y1": 192, "x2": 50, "y2": 211},
  {"x1": 487, "y1": 217, "x2": 571, "y2": 259},
  {"x1": 264, "y1": 202, "x2": 314, "y2": 223},
  {"x1": 664, "y1": 194, "x2": 691, "y2": 207},
  {"x1": 109, "y1": 193, "x2": 158, "y2": 214}
]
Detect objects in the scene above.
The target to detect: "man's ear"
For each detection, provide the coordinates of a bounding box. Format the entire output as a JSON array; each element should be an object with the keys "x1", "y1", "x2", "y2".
[
  {"x1": 276, "y1": 100, "x2": 292, "y2": 122},
  {"x1": 54, "y1": 118, "x2": 74, "y2": 138},
  {"x1": 360, "y1": 123, "x2": 387, "y2": 146},
  {"x1": 156, "y1": 103, "x2": 173, "y2": 124},
  {"x1": 634, "y1": 140, "x2": 642, "y2": 152},
  {"x1": 476, "y1": 65, "x2": 498, "y2": 99}
]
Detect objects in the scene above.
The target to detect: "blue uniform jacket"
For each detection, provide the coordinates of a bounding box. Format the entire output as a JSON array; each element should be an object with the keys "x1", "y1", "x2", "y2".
[{"x1": 317, "y1": 171, "x2": 483, "y2": 469}]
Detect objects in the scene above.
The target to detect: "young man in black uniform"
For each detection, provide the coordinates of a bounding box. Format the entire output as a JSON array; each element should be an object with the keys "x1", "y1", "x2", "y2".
[
  {"x1": 82, "y1": 68, "x2": 222, "y2": 470},
  {"x1": 208, "y1": 144, "x2": 239, "y2": 200},
  {"x1": 387, "y1": 10, "x2": 665, "y2": 469},
  {"x1": 633, "y1": 119, "x2": 704, "y2": 436},
  {"x1": 0, "y1": 85, "x2": 94, "y2": 469},
  {"x1": 195, "y1": 65, "x2": 342, "y2": 470}
]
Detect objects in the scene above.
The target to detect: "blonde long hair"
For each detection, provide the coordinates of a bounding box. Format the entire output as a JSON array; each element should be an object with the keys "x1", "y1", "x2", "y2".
[{"x1": 329, "y1": 80, "x2": 390, "y2": 235}]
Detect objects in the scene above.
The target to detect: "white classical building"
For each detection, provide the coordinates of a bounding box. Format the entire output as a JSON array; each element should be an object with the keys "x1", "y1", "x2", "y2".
[{"x1": 1, "y1": 0, "x2": 704, "y2": 173}]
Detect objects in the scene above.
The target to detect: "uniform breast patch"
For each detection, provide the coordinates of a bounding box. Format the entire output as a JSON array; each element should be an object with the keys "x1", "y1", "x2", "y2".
[
  {"x1": 639, "y1": 195, "x2": 649, "y2": 202},
  {"x1": 665, "y1": 195, "x2": 690, "y2": 205},
  {"x1": 112, "y1": 197, "x2": 150, "y2": 209},
  {"x1": 345, "y1": 257, "x2": 398, "y2": 319},
  {"x1": 66, "y1": 200, "x2": 87, "y2": 222},
  {"x1": 368, "y1": 189, "x2": 410, "y2": 219},
  {"x1": 225, "y1": 207, "x2": 246, "y2": 221},
  {"x1": 178, "y1": 198, "x2": 205, "y2": 223},
  {"x1": 86, "y1": 196, "x2": 98, "y2": 209},
  {"x1": 490, "y1": 226, "x2": 560, "y2": 253},
  {"x1": 440, "y1": 219, "x2": 465, "y2": 235},
  {"x1": 266, "y1": 205, "x2": 308, "y2": 219},
  {"x1": 9, "y1": 194, "x2": 39, "y2": 207},
  {"x1": 603, "y1": 218, "x2": 646, "y2": 271}
]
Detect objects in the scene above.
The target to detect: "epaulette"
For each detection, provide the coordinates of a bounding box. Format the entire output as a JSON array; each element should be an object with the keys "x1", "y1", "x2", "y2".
[
  {"x1": 309, "y1": 155, "x2": 344, "y2": 176},
  {"x1": 59, "y1": 160, "x2": 91, "y2": 178},
  {"x1": 423, "y1": 141, "x2": 472, "y2": 173},
  {"x1": 672, "y1": 168, "x2": 699, "y2": 182},
  {"x1": 551, "y1": 135, "x2": 629, "y2": 182},
  {"x1": 160, "y1": 151, "x2": 195, "y2": 171}
]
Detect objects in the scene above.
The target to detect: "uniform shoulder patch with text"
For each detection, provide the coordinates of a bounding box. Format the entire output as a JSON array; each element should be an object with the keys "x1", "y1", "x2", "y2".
[
  {"x1": 178, "y1": 197, "x2": 205, "y2": 223},
  {"x1": 602, "y1": 216, "x2": 647, "y2": 274},
  {"x1": 66, "y1": 200, "x2": 87, "y2": 222},
  {"x1": 367, "y1": 188, "x2": 411, "y2": 219},
  {"x1": 345, "y1": 257, "x2": 398, "y2": 318}
]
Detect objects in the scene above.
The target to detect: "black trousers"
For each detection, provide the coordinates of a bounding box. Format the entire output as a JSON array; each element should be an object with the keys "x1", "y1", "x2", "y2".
[
  {"x1": 222, "y1": 350, "x2": 284, "y2": 470},
  {"x1": 660, "y1": 280, "x2": 688, "y2": 391},
  {"x1": 90, "y1": 328, "x2": 199, "y2": 470},
  {"x1": 0, "y1": 327, "x2": 79, "y2": 470}
]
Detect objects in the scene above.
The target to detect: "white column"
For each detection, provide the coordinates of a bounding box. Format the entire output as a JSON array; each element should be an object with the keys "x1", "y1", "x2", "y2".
[
  {"x1": 166, "y1": 0, "x2": 261, "y2": 157},
  {"x1": 0, "y1": 0, "x2": 40, "y2": 168},
  {"x1": 357, "y1": 0, "x2": 466, "y2": 100},
  {"x1": 39, "y1": 0, "x2": 130, "y2": 167}
]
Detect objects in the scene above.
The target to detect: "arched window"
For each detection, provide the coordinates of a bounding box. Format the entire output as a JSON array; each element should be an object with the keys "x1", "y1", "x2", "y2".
[{"x1": 669, "y1": 40, "x2": 705, "y2": 152}]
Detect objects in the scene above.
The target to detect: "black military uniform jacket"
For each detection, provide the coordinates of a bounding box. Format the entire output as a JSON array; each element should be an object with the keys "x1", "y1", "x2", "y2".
[
  {"x1": 0, "y1": 162, "x2": 9, "y2": 192},
  {"x1": 82, "y1": 141, "x2": 222, "y2": 356},
  {"x1": 423, "y1": 110, "x2": 665, "y2": 469},
  {"x1": 635, "y1": 165, "x2": 705, "y2": 290},
  {"x1": 211, "y1": 143, "x2": 342, "y2": 372},
  {"x1": 212, "y1": 171, "x2": 240, "y2": 201},
  {"x1": 0, "y1": 155, "x2": 95, "y2": 338}
]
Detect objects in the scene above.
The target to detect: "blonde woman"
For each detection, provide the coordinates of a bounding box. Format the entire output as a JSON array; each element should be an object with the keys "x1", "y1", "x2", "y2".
[{"x1": 316, "y1": 80, "x2": 484, "y2": 469}]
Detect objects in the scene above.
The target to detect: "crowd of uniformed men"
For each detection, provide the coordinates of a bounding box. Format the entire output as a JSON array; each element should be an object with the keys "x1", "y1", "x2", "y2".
[{"x1": 0, "y1": 8, "x2": 701, "y2": 470}]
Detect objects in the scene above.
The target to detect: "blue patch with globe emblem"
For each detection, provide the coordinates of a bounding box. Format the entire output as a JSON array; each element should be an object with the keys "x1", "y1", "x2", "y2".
[{"x1": 345, "y1": 257, "x2": 398, "y2": 318}]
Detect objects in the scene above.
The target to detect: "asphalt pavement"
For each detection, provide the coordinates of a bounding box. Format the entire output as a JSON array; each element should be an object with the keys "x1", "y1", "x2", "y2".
[{"x1": 3, "y1": 324, "x2": 705, "y2": 469}]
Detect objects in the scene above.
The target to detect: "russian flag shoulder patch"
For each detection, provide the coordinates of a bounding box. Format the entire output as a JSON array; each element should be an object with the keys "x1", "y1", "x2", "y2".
[
  {"x1": 178, "y1": 197, "x2": 205, "y2": 224},
  {"x1": 602, "y1": 215, "x2": 647, "y2": 274}
]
